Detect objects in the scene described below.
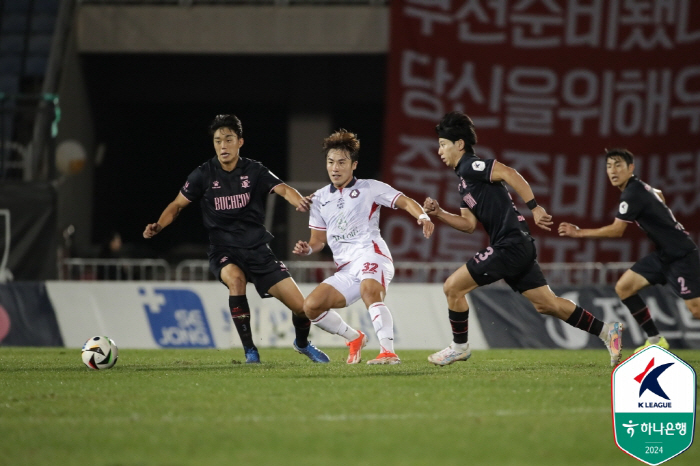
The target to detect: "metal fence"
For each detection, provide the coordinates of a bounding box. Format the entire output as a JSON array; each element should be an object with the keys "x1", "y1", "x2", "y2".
[{"x1": 59, "y1": 257, "x2": 635, "y2": 286}]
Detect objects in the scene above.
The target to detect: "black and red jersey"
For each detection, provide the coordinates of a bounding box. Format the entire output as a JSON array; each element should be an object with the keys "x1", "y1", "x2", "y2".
[
  {"x1": 455, "y1": 153, "x2": 532, "y2": 246},
  {"x1": 181, "y1": 156, "x2": 283, "y2": 248},
  {"x1": 616, "y1": 176, "x2": 697, "y2": 262}
]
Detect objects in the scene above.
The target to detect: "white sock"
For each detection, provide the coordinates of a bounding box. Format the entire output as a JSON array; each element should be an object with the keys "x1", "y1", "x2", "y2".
[
  {"x1": 368, "y1": 302, "x2": 395, "y2": 354},
  {"x1": 648, "y1": 335, "x2": 661, "y2": 344},
  {"x1": 451, "y1": 341, "x2": 469, "y2": 352},
  {"x1": 312, "y1": 310, "x2": 360, "y2": 341},
  {"x1": 599, "y1": 323, "x2": 611, "y2": 340}
]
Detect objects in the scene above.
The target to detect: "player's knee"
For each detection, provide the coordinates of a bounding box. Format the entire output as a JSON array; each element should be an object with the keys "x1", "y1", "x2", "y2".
[
  {"x1": 687, "y1": 301, "x2": 700, "y2": 319},
  {"x1": 302, "y1": 296, "x2": 323, "y2": 319},
  {"x1": 614, "y1": 280, "x2": 632, "y2": 299},
  {"x1": 443, "y1": 279, "x2": 460, "y2": 299},
  {"x1": 224, "y1": 275, "x2": 246, "y2": 294},
  {"x1": 532, "y1": 300, "x2": 557, "y2": 316}
]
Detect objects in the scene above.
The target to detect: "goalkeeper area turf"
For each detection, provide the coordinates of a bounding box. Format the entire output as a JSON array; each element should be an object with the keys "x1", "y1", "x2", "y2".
[{"x1": 1, "y1": 347, "x2": 698, "y2": 466}]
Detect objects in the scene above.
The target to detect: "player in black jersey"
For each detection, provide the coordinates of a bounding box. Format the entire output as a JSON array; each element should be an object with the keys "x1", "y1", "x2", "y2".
[
  {"x1": 143, "y1": 114, "x2": 330, "y2": 364},
  {"x1": 559, "y1": 149, "x2": 700, "y2": 351},
  {"x1": 424, "y1": 111, "x2": 624, "y2": 367}
]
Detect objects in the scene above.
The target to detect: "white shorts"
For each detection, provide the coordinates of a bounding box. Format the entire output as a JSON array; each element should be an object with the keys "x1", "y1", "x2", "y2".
[{"x1": 322, "y1": 251, "x2": 395, "y2": 306}]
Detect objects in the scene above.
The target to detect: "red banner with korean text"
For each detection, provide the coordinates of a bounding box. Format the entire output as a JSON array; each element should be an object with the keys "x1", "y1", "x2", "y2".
[{"x1": 381, "y1": 0, "x2": 700, "y2": 264}]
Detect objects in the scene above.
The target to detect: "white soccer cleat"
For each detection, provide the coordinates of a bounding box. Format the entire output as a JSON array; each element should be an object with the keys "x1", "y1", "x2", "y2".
[
  {"x1": 603, "y1": 322, "x2": 624, "y2": 367},
  {"x1": 428, "y1": 343, "x2": 471, "y2": 366}
]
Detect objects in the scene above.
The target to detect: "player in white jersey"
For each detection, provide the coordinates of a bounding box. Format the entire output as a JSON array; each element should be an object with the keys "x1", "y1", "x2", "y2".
[{"x1": 293, "y1": 129, "x2": 434, "y2": 364}]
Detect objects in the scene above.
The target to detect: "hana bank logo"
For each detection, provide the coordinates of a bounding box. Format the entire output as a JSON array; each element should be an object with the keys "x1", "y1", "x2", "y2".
[{"x1": 635, "y1": 358, "x2": 674, "y2": 408}]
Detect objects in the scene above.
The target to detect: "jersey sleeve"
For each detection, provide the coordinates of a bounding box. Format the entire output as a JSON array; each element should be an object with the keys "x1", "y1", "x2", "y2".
[
  {"x1": 458, "y1": 157, "x2": 496, "y2": 183},
  {"x1": 180, "y1": 167, "x2": 205, "y2": 202},
  {"x1": 615, "y1": 187, "x2": 644, "y2": 222},
  {"x1": 257, "y1": 163, "x2": 284, "y2": 193},
  {"x1": 308, "y1": 189, "x2": 326, "y2": 230},
  {"x1": 368, "y1": 180, "x2": 403, "y2": 209}
]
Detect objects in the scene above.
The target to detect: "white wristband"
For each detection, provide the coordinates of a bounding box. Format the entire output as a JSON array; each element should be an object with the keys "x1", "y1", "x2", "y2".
[
  {"x1": 418, "y1": 213, "x2": 430, "y2": 221},
  {"x1": 306, "y1": 246, "x2": 313, "y2": 255}
]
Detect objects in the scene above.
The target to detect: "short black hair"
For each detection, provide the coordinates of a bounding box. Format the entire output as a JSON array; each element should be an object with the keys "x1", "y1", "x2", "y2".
[
  {"x1": 435, "y1": 111, "x2": 477, "y2": 146},
  {"x1": 209, "y1": 114, "x2": 243, "y2": 138},
  {"x1": 605, "y1": 148, "x2": 634, "y2": 165},
  {"x1": 322, "y1": 129, "x2": 360, "y2": 163}
]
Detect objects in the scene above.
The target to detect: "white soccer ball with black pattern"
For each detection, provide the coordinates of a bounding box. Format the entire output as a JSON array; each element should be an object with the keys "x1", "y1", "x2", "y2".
[{"x1": 81, "y1": 336, "x2": 119, "y2": 370}]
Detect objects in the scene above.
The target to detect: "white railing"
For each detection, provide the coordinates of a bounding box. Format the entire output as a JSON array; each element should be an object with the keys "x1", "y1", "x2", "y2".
[
  {"x1": 58, "y1": 258, "x2": 171, "y2": 281},
  {"x1": 59, "y1": 257, "x2": 635, "y2": 286}
]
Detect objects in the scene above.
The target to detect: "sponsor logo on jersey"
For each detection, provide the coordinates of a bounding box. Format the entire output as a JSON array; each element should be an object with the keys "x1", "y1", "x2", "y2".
[
  {"x1": 472, "y1": 161, "x2": 486, "y2": 171},
  {"x1": 619, "y1": 201, "x2": 629, "y2": 214},
  {"x1": 214, "y1": 192, "x2": 251, "y2": 210},
  {"x1": 463, "y1": 192, "x2": 477, "y2": 209}
]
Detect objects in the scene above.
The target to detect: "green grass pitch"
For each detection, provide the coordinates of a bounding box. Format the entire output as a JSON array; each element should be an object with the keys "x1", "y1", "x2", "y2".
[{"x1": 1, "y1": 347, "x2": 698, "y2": 466}]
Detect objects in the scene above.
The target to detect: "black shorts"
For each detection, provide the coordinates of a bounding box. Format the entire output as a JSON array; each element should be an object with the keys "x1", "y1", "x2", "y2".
[
  {"x1": 631, "y1": 250, "x2": 700, "y2": 300},
  {"x1": 466, "y1": 238, "x2": 547, "y2": 293},
  {"x1": 208, "y1": 243, "x2": 291, "y2": 298}
]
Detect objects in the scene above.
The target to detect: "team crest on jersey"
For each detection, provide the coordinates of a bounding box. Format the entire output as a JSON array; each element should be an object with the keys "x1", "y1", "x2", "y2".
[
  {"x1": 619, "y1": 201, "x2": 629, "y2": 214},
  {"x1": 472, "y1": 161, "x2": 486, "y2": 171},
  {"x1": 212, "y1": 181, "x2": 221, "y2": 189},
  {"x1": 241, "y1": 176, "x2": 250, "y2": 188},
  {"x1": 350, "y1": 189, "x2": 360, "y2": 198}
]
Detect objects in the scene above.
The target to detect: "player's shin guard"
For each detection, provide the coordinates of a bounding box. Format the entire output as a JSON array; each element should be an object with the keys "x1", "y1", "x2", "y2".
[
  {"x1": 622, "y1": 294, "x2": 660, "y2": 338},
  {"x1": 229, "y1": 295, "x2": 254, "y2": 348},
  {"x1": 368, "y1": 302, "x2": 395, "y2": 354},
  {"x1": 311, "y1": 310, "x2": 360, "y2": 341},
  {"x1": 292, "y1": 313, "x2": 311, "y2": 348},
  {"x1": 449, "y1": 309, "x2": 469, "y2": 344},
  {"x1": 565, "y1": 305, "x2": 604, "y2": 336}
]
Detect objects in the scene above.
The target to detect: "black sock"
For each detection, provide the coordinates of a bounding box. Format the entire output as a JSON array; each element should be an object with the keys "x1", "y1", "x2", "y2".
[
  {"x1": 292, "y1": 313, "x2": 311, "y2": 348},
  {"x1": 565, "y1": 305, "x2": 604, "y2": 336},
  {"x1": 621, "y1": 294, "x2": 659, "y2": 338},
  {"x1": 449, "y1": 309, "x2": 469, "y2": 344},
  {"x1": 229, "y1": 295, "x2": 254, "y2": 348}
]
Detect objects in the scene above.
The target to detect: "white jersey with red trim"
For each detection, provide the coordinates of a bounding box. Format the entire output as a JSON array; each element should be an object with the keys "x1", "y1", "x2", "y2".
[{"x1": 309, "y1": 177, "x2": 402, "y2": 267}]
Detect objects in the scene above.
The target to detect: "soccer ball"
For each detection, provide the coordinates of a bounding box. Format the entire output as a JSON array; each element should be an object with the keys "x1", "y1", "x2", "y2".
[{"x1": 81, "y1": 336, "x2": 119, "y2": 370}]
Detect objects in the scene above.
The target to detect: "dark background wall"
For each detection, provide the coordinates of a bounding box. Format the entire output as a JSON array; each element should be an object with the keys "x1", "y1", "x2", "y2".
[{"x1": 83, "y1": 54, "x2": 386, "y2": 260}]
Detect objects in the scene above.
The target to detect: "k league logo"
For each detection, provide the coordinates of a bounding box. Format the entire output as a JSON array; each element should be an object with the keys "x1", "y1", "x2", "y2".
[{"x1": 612, "y1": 346, "x2": 696, "y2": 465}]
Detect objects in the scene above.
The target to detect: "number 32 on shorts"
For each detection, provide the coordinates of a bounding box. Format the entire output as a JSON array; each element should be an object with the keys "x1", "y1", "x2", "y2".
[
  {"x1": 473, "y1": 247, "x2": 494, "y2": 264},
  {"x1": 362, "y1": 262, "x2": 379, "y2": 273}
]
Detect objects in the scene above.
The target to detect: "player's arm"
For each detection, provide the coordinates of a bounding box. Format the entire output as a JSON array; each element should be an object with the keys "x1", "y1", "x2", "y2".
[
  {"x1": 491, "y1": 161, "x2": 553, "y2": 231},
  {"x1": 143, "y1": 192, "x2": 191, "y2": 238},
  {"x1": 558, "y1": 218, "x2": 628, "y2": 238},
  {"x1": 394, "y1": 195, "x2": 434, "y2": 239},
  {"x1": 293, "y1": 228, "x2": 327, "y2": 256},
  {"x1": 424, "y1": 197, "x2": 478, "y2": 233},
  {"x1": 272, "y1": 183, "x2": 313, "y2": 212}
]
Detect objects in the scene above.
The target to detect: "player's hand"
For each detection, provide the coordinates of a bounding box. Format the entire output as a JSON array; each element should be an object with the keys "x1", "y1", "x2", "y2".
[
  {"x1": 424, "y1": 197, "x2": 440, "y2": 216},
  {"x1": 557, "y1": 222, "x2": 580, "y2": 237},
  {"x1": 293, "y1": 240, "x2": 312, "y2": 256},
  {"x1": 418, "y1": 217, "x2": 434, "y2": 239},
  {"x1": 143, "y1": 223, "x2": 162, "y2": 239},
  {"x1": 532, "y1": 205, "x2": 553, "y2": 231},
  {"x1": 296, "y1": 194, "x2": 314, "y2": 212}
]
